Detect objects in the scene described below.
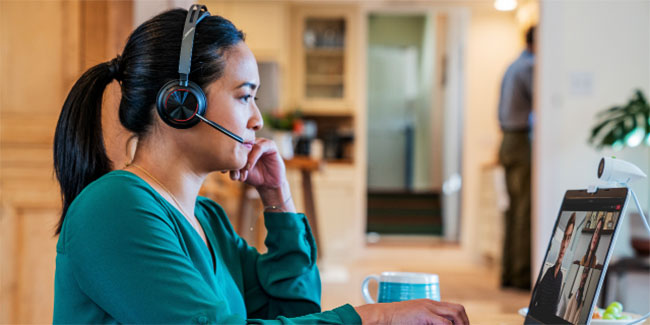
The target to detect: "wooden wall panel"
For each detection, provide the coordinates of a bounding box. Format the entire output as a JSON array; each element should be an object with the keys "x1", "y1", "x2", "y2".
[
  {"x1": 1, "y1": 2, "x2": 72, "y2": 114},
  {"x1": 0, "y1": 115, "x2": 59, "y2": 145},
  {"x1": 0, "y1": 204, "x2": 19, "y2": 324},
  {"x1": 0, "y1": 2, "x2": 248, "y2": 322},
  {"x1": 1, "y1": 1, "x2": 133, "y2": 323},
  {"x1": 15, "y1": 208, "x2": 60, "y2": 323}
]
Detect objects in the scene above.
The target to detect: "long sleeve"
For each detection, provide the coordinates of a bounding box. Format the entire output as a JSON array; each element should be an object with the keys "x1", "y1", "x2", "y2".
[
  {"x1": 200, "y1": 199, "x2": 361, "y2": 324},
  {"x1": 522, "y1": 58, "x2": 533, "y2": 103},
  {"x1": 243, "y1": 212, "x2": 361, "y2": 323},
  {"x1": 240, "y1": 212, "x2": 320, "y2": 318}
]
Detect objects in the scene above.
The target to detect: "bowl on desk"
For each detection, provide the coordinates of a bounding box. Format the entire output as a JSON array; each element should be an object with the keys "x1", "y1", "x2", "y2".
[
  {"x1": 517, "y1": 307, "x2": 646, "y2": 324},
  {"x1": 592, "y1": 312, "x2": 646, "y2": 325}
]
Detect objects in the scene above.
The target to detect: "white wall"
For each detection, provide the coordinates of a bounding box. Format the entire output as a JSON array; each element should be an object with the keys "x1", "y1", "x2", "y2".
[
  {"x1": 534, "y1": 0, "x2": 650, "y2": 280},
  {"x1": 462, "y1": 6, "x2": 522, "y2": 260}
]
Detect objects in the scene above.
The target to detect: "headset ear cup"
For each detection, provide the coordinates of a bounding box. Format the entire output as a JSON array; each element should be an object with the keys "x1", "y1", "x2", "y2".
[
  {"x1": 156, "y1": 80, "x2": 206, "y2": 129},
  {"x1": 186, "y1": 81, "x2": 207, "y2": 117}
]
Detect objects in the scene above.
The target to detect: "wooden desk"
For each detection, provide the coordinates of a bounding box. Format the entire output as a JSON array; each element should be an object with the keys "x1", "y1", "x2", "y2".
[{"x1": 470, "y1": 313, "x2": 523, "y2": 324}]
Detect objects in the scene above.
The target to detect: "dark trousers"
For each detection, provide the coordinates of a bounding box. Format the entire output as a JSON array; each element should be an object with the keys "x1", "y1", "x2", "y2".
[{"x1": 499, "y1": 131, "x2": 531, "y2": 289}]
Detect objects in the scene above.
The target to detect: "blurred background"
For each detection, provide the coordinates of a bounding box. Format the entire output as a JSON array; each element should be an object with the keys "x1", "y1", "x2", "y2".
[{"x1": 1, "y1": 0, "x2": 648, "y2": 323}]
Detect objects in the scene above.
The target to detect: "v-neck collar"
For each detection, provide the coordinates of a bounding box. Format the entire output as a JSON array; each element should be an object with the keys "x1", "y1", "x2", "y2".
[{"x1": 116, "y1": 170, "x2": 218, "y2": 274}]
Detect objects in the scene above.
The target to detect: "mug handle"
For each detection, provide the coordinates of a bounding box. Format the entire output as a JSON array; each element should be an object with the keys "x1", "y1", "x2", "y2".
[{"x1": 361, "y1": 274, "x2": 380, "y2": 304}]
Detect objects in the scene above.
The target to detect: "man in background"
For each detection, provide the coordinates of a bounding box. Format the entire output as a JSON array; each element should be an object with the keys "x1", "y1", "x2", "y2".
[{"x1": 498, "y1": 26, "x2": 535, "y2": 290}]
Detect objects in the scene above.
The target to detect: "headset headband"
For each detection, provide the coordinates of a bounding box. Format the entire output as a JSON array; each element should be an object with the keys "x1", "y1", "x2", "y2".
[{"x1": 178, "y1": 4, "x2": 210, "y2": 86}]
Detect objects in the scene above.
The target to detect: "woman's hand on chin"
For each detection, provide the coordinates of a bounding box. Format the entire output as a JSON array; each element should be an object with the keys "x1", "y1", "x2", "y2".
[
  {"x1": 228, "y1": 138, "x2": 295, "y2": 212},
  {"x1": 229, "y1": 137, "x2": 285, "y2": 188}
]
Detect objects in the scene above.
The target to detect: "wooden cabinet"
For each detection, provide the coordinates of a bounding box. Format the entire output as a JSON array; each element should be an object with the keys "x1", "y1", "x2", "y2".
[
  {"x1": 287, "y1": 163, "x2": 361, "y2": 259},
  {"x1": 206, "y1": 0, "x2": 292, "y2": 111},
  {"x1": 206, "y1": 1, "x2": 289, "y2": 61},
  {"x1": 290, "y1": 5, "x2": 359, "y2": 114}
]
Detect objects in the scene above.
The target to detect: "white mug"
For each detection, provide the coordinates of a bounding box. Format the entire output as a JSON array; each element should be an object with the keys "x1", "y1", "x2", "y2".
[{"x1": 361, "y1": 271, "x2": 440, "y2": 303}]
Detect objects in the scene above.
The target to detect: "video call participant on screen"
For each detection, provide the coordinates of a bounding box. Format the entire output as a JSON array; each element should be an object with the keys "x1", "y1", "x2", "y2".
[
  {"x1": 530, "y1": 212, "x2": 576, "y2": 316},
  {"x1": 563, "y1": 266, "x2": 591, "y2": 324},
  {"x1": 560, "y1": 216, "x2": 605, "y2": 322},
  {"x1": 580, "y1": 217, "x2": 604, "y2": 268}
]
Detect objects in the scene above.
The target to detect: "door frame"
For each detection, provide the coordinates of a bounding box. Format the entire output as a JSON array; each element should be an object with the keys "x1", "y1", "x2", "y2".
[{"x1": 357, "y1": 3, "x2": 468, "y2": 242}]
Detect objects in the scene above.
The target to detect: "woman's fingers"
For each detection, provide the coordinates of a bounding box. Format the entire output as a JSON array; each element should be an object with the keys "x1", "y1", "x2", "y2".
[
  {"x1": 455, "y1": 303, "x2": 470, "y2": 324},
  {"x1": 229, "y1": 139, "x2": 268, "y2": 182},
  {"x1": 429, "y1": 315, "x2": 453, "y2": 325},
  {"x1": 245, "y1": 138, "x2": 271, "y2": 172},
  {"x1": 424, "y1": 300, "x2": 469, "y2": 325}
]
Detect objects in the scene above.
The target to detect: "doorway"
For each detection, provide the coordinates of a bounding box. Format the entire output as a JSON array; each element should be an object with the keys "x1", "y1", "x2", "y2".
[{"x1": 365, "y1": 10, "x2": 465, "y2": 240}]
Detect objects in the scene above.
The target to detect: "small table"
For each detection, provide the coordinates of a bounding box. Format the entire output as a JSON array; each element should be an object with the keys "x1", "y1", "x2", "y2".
[
  {"x1": 284, "y1": 156, "x2": 323, "y2": 255},
  {"x1": 598, "y1": 256, "x2": 650, "y2": 307}
]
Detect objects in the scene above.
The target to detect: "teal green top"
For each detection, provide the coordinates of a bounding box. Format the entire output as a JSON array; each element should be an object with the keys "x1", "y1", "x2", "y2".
[{"x1": 53, "y1": 170, "x2": 361, "y2": 324}]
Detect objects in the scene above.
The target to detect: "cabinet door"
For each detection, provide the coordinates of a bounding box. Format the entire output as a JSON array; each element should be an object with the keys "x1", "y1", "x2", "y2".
[
  {"x1": 208, "y1": 1, "x2": 289, "y2": 61},
  {"x1": 291, "y1": 5, "x2": 358, "y2": 114},
  {"x1": 206, "y1": 1, "x2": 291, "y2": 111},
  {"x1": 314, "y1": 181, "x2": 356, "y2": 256},
  {"x1": 286, "y1": 164, "x2": 361, "y2": 259}
]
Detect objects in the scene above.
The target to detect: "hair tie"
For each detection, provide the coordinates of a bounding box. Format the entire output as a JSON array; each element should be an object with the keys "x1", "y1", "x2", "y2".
[{"x1": 107, "y1": 55, "x2": 123, "y2": 81}]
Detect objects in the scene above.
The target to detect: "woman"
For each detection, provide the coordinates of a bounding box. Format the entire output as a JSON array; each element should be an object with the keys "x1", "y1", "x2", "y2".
[
  {"x1": 563, "y1": 266, "x2": 590, "y2": 324},
  {"x1": 580, "y1": 217, "x2": 604, "y2": 268},
  {"x1": 52, "y1": 7, "x2": 469, "y2": 324},
  {"x1": 530, "y1": 212, "x2": 576, "y2": 317}
]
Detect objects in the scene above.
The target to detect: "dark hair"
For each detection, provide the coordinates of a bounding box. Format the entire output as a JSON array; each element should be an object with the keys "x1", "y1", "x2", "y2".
[
  {"x1": 566, "y1": 212, "x2": 576, "y2": 231},
  {"x1": 53, "y1": 9, "x2": 244, "y2": 234},
  {"x1": 580, "y1": 217, "x2": 604, "y2": 269},
  {"x1": 526, "y1": 26, "x2": 536, "y2": 47}
]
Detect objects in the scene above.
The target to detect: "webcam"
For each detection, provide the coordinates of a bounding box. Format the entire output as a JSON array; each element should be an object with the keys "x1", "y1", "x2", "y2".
[{"x1": 597, "y1": 156, "x2": 647, "y2": 186}]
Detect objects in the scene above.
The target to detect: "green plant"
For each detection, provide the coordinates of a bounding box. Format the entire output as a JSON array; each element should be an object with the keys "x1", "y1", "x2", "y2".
[
  {"x1": 590, "y1": 89, "x2": 650, "y2": 149},
  {"x1": 262, "y1": 111, "x2": 302, "y2": 131}
]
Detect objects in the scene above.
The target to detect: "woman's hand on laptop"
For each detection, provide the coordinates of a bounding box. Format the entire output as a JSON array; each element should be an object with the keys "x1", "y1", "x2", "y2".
[{"x1": 354, "y1": 299, "x2": 469, "y2": 324}]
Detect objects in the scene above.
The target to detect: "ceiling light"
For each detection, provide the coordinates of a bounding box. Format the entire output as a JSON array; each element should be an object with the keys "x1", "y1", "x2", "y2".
[{"x1": 495, "y1": 0, "x2": 518, "y2": 11}]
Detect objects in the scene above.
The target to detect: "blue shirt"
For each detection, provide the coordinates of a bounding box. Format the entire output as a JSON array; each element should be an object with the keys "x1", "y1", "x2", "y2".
[{"x1": 498, "y1": 50, "x2": 534, "y2": 131}]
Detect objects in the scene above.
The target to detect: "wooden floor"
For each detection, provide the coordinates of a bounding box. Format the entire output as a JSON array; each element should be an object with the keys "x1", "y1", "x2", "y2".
[{"x1": 318, "y1": 242, "x2": 531, "y2": 323}]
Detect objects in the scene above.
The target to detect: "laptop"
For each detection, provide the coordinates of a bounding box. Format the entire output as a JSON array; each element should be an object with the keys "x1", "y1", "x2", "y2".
[{"x1": 525, "y1": 187, "x2": 629, "y2": 325}]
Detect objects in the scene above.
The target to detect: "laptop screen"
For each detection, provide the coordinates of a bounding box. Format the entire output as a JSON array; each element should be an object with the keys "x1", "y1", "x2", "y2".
[{"x1": 526, "y1": 188, "x2": 628, "y2": 325}]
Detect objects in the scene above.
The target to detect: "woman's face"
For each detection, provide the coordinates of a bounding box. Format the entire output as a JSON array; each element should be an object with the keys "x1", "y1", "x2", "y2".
[{"x1": 184, "y1": 42, "x2": 262, "y2": 172}]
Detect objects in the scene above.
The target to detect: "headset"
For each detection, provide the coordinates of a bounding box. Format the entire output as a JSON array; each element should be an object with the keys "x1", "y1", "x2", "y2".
[{"x1": 156, "y1": 4, "x2": 244, "y2": 144}]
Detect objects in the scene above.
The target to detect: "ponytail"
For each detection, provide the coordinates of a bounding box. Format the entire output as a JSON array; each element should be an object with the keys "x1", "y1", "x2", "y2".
[{"x1": 53, "y1": 59, "x2": 120, "y2": 234}]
